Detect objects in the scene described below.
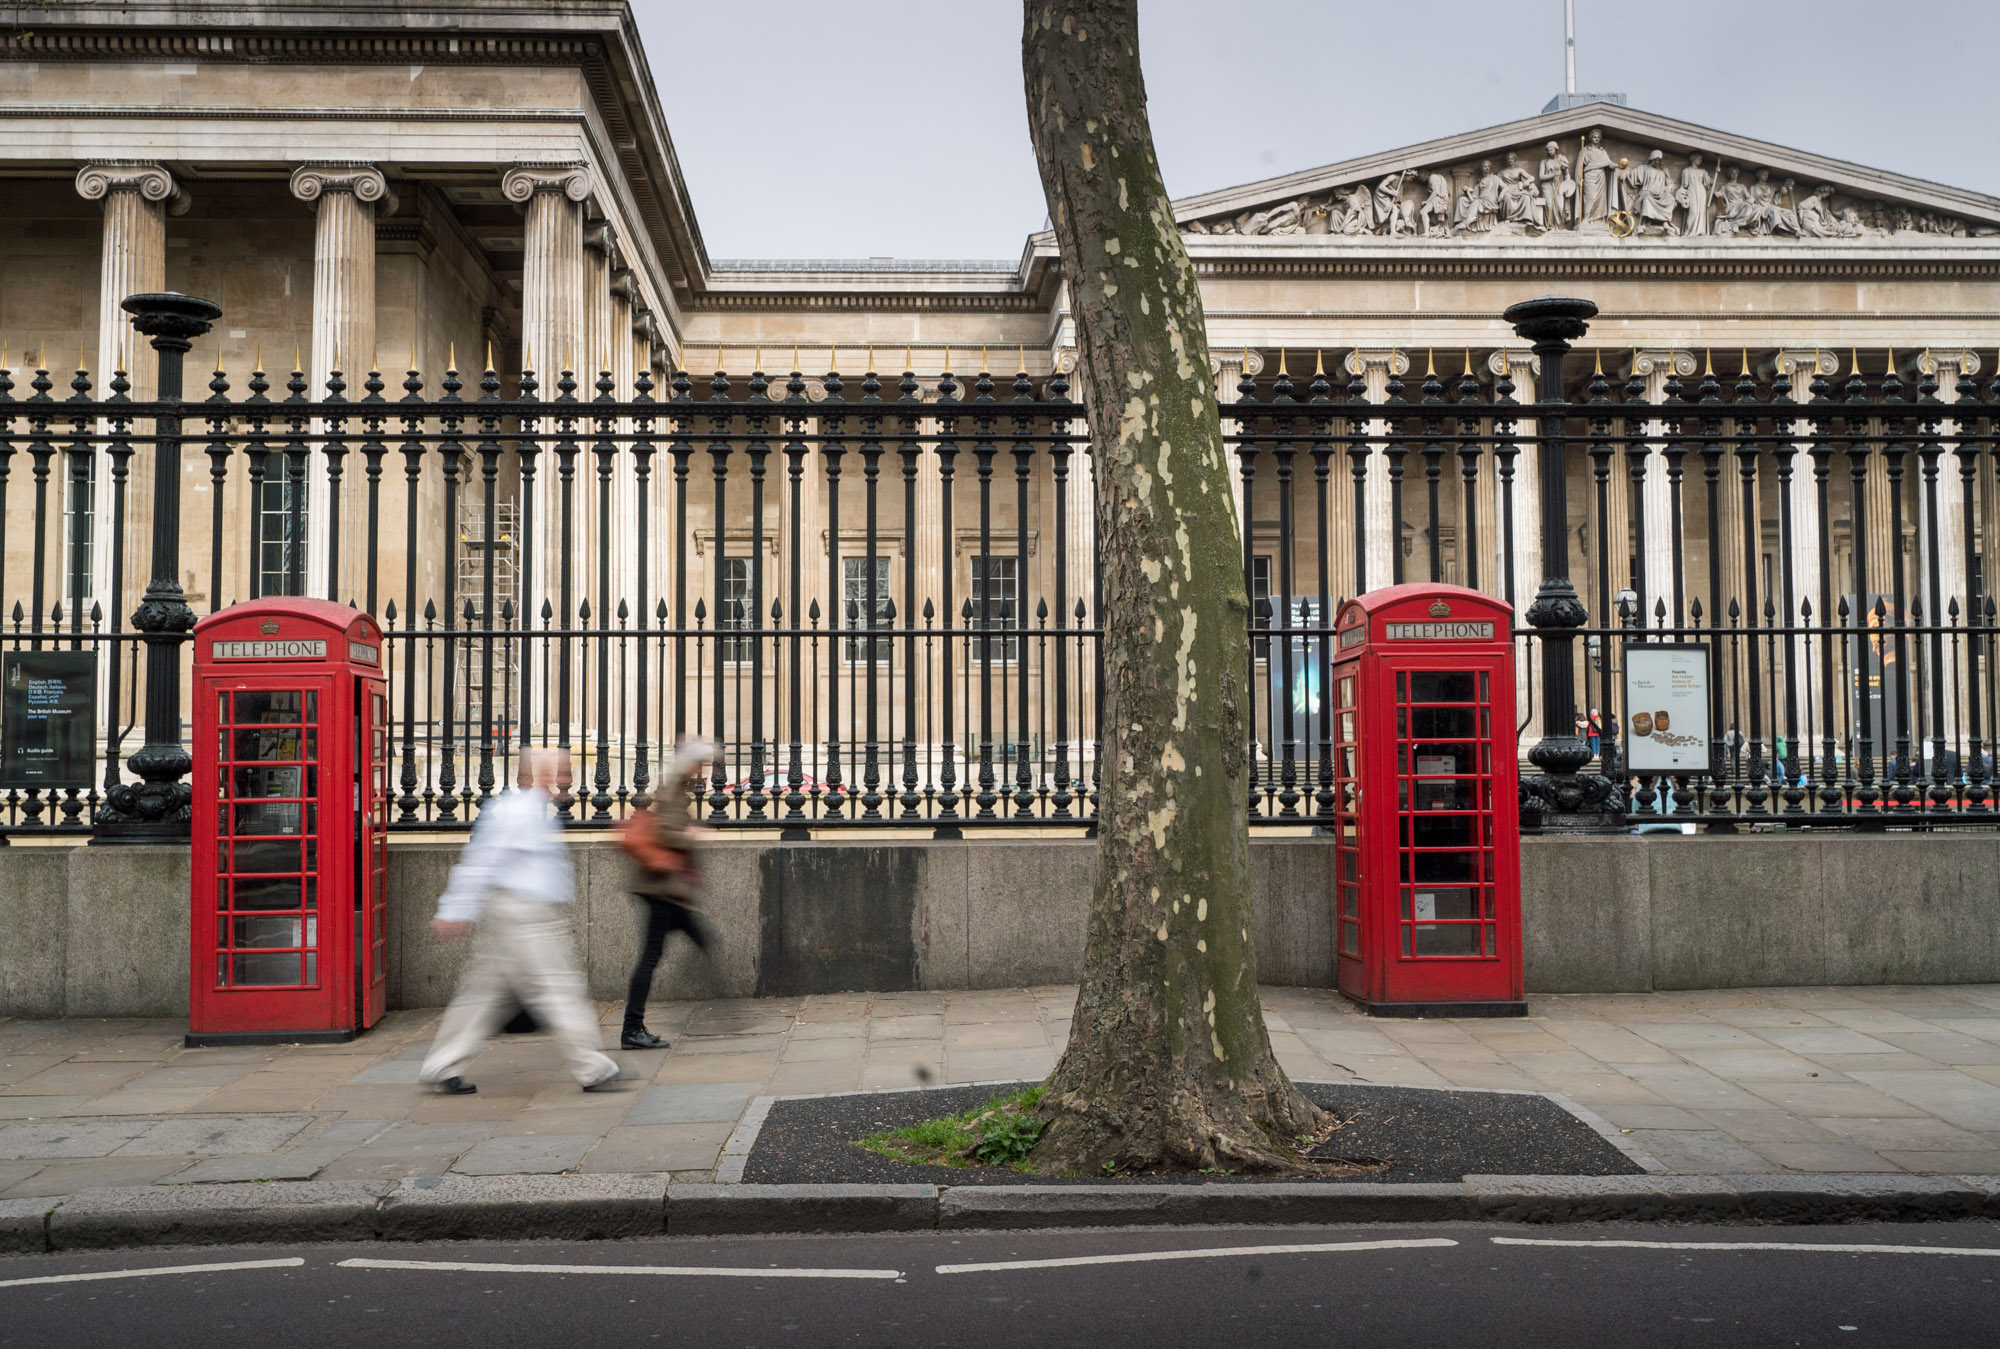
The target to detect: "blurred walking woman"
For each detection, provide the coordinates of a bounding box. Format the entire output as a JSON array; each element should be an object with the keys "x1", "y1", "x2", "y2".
[{"x1": 617, "y1": 736, "x2": 717, "y2": 1050}]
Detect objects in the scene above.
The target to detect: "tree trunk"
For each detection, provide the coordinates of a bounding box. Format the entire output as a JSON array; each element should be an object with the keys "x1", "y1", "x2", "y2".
[{"x1": 1023, "y1": 0, "x2": 1324, "y2": 1174}]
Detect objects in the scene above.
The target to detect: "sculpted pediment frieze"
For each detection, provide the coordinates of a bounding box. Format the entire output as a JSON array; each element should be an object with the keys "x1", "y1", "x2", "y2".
[{"x1": 1178, "y1": 119, "x2": 1998, "y2": 245}]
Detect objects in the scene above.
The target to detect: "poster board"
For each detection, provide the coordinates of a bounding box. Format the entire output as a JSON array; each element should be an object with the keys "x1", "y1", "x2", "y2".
[
  {"x1": 1623, "y1": 643, "x2": 1710, "y2": 774},
  {"x1": 1, "y1": 651, "x2": 97, "y2": 789}
]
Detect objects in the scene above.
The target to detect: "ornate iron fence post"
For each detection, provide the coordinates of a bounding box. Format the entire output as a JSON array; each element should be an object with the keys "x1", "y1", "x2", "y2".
[
  {"x1": 1503, "y1": 295, "x2": 1622, "y2": 831},
  {"x1": 96, "y1": 291, "x2": 222, "y2": 840}
]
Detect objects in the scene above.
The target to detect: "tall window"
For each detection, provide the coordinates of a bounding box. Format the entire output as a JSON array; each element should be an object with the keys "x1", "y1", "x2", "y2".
[
  {"x1": 970, "y1": 555, "x2": 1020, "y2": 664},
  {"x1": 842, "y1": 556, "x2": 893, "y2": 662},
  {"x1": 1250, "y1": 555, "x2": 1272, "y2": 629},
  {"x1": 258, "y1": 479, "x2": 303, "y2": 598},
  {"x1": 62, "y1": 454, "x2": 95, "y2": 606},
  {"x1": 717, "y1": 556, "x2": 754, "y2": 661}
]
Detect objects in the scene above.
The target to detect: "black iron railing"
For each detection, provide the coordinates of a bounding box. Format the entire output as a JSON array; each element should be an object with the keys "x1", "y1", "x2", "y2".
[{"x1": 5, "y1": 292, "x2": 2000, "y2": 837}]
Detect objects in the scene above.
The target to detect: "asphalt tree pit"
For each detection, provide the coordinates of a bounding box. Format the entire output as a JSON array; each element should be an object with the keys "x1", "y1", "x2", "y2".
[{"x1": 741, "y1": 1081, "x2": 1643, "y2": 1184}]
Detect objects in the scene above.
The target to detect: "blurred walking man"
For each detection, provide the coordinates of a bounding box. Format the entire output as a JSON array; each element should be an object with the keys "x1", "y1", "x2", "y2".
[{"x1": 418, "y1": 748, "x2": 620, "y2": 1094}]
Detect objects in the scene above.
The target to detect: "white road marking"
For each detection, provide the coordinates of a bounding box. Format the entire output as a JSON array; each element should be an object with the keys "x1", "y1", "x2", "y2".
[
  {"x1": 0, "y1": 1258, "x2": 304, "y2": 1290},
  {"x1": 337, "y1": 1257, "x2": 903, "y2": 1281},
  {"x1": 936, "y1": 1237, "x2": 1458, "y2": 1275},
  {"x1": 1494, "y1": 1237, "x2": 2000, "y2": 1258}
]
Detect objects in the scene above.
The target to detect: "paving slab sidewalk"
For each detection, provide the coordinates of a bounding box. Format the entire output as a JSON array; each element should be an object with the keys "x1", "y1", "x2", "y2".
[{"x1": 6, "y1": 983, "x2": 2000, "y2": 1201}]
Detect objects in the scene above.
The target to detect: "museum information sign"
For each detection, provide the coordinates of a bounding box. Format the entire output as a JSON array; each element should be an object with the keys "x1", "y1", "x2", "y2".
[
  {"x1": 1, "y1": 652, "x2": 97, "y2": 789},
  {"x1": 1623, "y1": 644, "x2": 1710, "y2": 774}
]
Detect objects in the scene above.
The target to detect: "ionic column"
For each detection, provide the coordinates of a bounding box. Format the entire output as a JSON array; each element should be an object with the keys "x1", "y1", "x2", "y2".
[
  {"x1": 75, "y1": 163, "x2": 185, "y2": 612},
  {"x1": 1210, "y1": 348, "x2": 1262, "y2": 539},
  {"x1": 1922, "y1": 348, "x2": 1980, "y2": 751},
  {"x1": 1776, "y1": 349, "x2": 1836, "y2": 752},
  {"x1": 1489, "y1": 348, "x2": 1543, "y2": 745},
  {"x1": 1345, "y1": 348, "x2": 1409, "y2": 592},
  {"x1": 501, "y1": 164, "x2": 590, "y2": 626},
  {"x1": 1632, "y1": 349, "x2": 1697, "y2": 624},
  {"x1": 291, "y1": 164, "x2": 394, "y2": 602}
]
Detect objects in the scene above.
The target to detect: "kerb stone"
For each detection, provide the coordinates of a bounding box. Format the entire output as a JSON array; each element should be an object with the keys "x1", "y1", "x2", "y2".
[
  {"x1": 938, "y1": 1182, "x2": 1473, "y2": 1230},
  {"x1": 46, "y1": 1181, "x2": 390, "y2": 1249},
  {"x1": 378, "y1": 1173, "x2": 667, "y2": 1241},
  {"x1": 1464, "y1": 1174, "x2": 1744, "y2": 1222},
  {"x1": 0, "y1": 1196, "x2": 53, "y2": 1254},
  {"x1": 1730, "y1": 1173, "x2": 1986, "y2": 1222},
  {"x1": 667, "y1": 1183, "x2": 937, "y2": 1234}
]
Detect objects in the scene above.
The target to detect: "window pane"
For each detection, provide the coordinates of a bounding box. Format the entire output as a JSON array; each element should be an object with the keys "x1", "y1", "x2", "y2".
[
  {"x1": 970, "y1": 555, "x2": 1020, "y2": 662},
  {"x1": 1411, "y1": 671, "x2": 1478, "y2": 702},
  {"x1": 842, "y1": 556, "x2": 894, "y2": 660},
  {"x1": 232, "y1": 952, "x2": 302, "y2": 986}
]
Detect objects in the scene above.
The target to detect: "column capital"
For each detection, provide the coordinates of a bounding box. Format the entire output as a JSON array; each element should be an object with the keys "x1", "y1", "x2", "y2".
[
  {"x1": 76, "y1": 161, "x2": 189, "y2": 215},
  {"x1": 289, "y1": 163, "x2": 396, "y2": 215},
  {"x1": 1775, "y1": 348, "x2": 1838, "y2": 379},
  {"x1": 584, "y1": 219, "x2": 619, "y2": 261},
  {"x1": 1344, "y1": 348, "x2": 1411, "y2": 378},
  {"x1": 610, "y1": 266, "x2": 637, "y2": 304},
  {"x1": 501, "y1": 163, "x2": 591, "y2": 205},
  {"x1": 1632, "y1": 348, "x2": 1698, "y2": 379},
  {"x1": 1208, "y1": 347, "x2": 1264, "y2": 378},
  {"x1": 1919, "y1": 348, "x2": 1983, "y2": 378},
  {"x1": 1486, "y1": 347, "x2": 1540, "y2": 380}
]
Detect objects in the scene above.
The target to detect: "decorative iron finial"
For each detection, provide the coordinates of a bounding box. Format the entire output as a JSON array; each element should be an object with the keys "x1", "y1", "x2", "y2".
[
  {"x1": 1702, "y1": 349, "x2": 1712, "y2": 377},
  {"x1": 979, "y1": 345, "x2": 988, "y2": 375},
  {"x1": 1278, "y1": 347, "x2": 1288, "y2": 376},
  {"x1": 1424, "y1": 348, "x2": 1434, "y2": 377},
  {"x1": 1313, "y1": 349, "x2": 1324, "y2": 375},
  {"x1": 447, "y1": 342, "x2": 455, "y2": 373},
  {"x1": 755, "y1": 344, "x2": 762, "y2": 372},
  {"x1": 486, "y1": 341, "x2": 495, "y2": 373},
  {"x1": 1017, "y1": 344, "x2": 1026, "y2": 373},
  {"x1": 904, "y1": 343, "x2": 912, "y2": 372},
  {"x1": 791, "y1": 343, "x2": 799, "y2": 373}
]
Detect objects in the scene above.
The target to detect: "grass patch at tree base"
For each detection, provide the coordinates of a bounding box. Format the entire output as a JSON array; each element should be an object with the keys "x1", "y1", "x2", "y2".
[{"x1": 855, "y1": 1085, "x2": 1049, "y2": 1171}]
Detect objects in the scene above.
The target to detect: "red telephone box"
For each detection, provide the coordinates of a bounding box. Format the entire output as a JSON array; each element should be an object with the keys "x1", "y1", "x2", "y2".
[
  {"x1": 1331, "y1": 584, "x2": 1524, "y2": 1017},
  {"x1": 187, "y1": 599, "x2": 389, "y2": 1045}
]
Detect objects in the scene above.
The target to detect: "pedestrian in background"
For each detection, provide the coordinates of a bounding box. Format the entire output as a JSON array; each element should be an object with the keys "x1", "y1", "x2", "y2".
[
  {"x1": 418, "y1": 748, "x2": 621, "y2": 1094},
  {"x1": 617, "y1": 735, "x2": 717, "y2": 1051}
]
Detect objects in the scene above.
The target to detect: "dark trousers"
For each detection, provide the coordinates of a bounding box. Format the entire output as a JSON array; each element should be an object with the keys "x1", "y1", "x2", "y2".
[{"x1": 624, "y1": 895, "x2": 710, "y2": 1030}]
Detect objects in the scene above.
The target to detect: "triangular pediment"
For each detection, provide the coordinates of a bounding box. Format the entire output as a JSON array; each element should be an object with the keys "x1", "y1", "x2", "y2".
[{"x1": 1171, "y1": 105, "x2": 2000, "y2": 244}]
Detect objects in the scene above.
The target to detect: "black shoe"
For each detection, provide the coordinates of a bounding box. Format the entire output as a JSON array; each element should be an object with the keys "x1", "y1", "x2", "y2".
[
  {"x1": 620, "y1": 1029, "x2": 669, "y2": 1050},
  {"x1": 436, "y1": 1076, "x2": 477, "y2": 1095}
]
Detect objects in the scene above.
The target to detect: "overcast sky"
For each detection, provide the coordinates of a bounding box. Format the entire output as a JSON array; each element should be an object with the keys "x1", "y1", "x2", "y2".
[{"x1": 634, "y1": 0, "x2": 1999, "y2": 261}]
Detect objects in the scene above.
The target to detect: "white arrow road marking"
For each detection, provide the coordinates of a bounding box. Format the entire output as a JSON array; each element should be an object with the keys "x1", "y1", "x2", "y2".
[
  {"x1": 1494, "y1": 1237, "x2": 2000, "y2": 1257},
  {"x1": 937, "y1": 1237, "x2": 1459, "y2": 1275},
  {"x1": 338, "y1": 1257, "x2": 903, "y2": 1281},
  {"x1": 0, "y1": 1258, "x2": 304, "y2": 1290}
]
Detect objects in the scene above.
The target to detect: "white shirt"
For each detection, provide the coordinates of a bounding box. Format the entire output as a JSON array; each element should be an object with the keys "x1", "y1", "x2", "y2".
[{"x1": 432, "y1": 786, "x2": 574, "y2": 923}]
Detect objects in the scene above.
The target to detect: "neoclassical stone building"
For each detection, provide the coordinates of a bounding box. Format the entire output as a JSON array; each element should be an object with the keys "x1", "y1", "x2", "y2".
[{"x1": 5, "y1": 0, "x2": 2000, "y2": 797}]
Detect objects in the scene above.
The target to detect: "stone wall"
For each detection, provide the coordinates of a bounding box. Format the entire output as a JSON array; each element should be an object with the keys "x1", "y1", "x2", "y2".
[{"x1": 3, "y1": 832, "x2": 1998, "y2": 1018}]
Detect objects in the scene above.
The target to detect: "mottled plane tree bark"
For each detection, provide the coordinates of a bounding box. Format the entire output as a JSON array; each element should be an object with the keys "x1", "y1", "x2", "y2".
[{"x1": 1023, "y1": 0, "x2": 1326, "y2": 1173}]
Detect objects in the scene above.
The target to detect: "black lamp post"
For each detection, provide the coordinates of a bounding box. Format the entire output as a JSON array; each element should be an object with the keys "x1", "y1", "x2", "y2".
[
  {"x1": 96, "y1": 291, "x2": 223, "y2": 840},
  {"x1": 1503, "y1": 294, "x2": 1622, "y2": 831}
]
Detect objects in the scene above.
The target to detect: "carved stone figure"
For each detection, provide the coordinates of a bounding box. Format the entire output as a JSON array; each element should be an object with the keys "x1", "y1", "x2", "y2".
[
  {"x1": 1373, "y1": 169, "x2": 1411, "y2": 235},
  {"x1": 1419, "y1": 169, "x2": 1453, "y2": 237},
  {"x1": 1234, "y1": 196, "x2": 1309, "y2": 236},
  {"x1": 1713, "y1": 166, "x2": 1754, "y2": 236},
  {"x1": 1537, "y1": 141, "x2": 1574, "y2": 229},
  {"x1": 1329, "y1": 181, "x2": 1373, "y2": 234},
  {"x1": 1795, "y1": 183, "x2": 1836, "y2": 238},
  {"x1": 1498, "y1": 152, "x2": 1544, "y2": 229},
  {"x1": 1743, "y1": 169, "x2": 1797, "y2": 236},
  {"x1": 1622, "y1": 149, "x2": 1676, "y2": 235},
  {"x1": 1676, "y1": 154, "x2": 1713, "y2": 238},
  {"x1": 1577, "y1": 129, "x2": 1615, "y2": 224}
]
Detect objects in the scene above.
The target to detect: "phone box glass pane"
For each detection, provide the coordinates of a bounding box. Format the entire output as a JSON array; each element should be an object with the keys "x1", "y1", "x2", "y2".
[
  {"x1": 235, "y1": 690, "x2": 305, "y2": 723},
  {"x1": 1411, "y1": 671, "x2": 1477, "y2": 703},
  {"x1": 232, "y1": 915, "x2": 301, "y2": 949},
  {"x1": 1415, "y1": 924, "x2": 1483, "y2": 957},
  {"x1": 232, "y1": 952, "x2": 302, "y2": 986},
  {"x1": 232, "y1": 875, "x2": 303, "y2": 909},
  {"x1": 231, "y1": 840, "x2": 299, "y2": 875}
]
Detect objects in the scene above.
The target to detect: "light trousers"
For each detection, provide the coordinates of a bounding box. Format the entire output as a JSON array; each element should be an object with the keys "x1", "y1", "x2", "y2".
[{"x1": 419, "y1": 888, "x2": 618, "y2": 1087}]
